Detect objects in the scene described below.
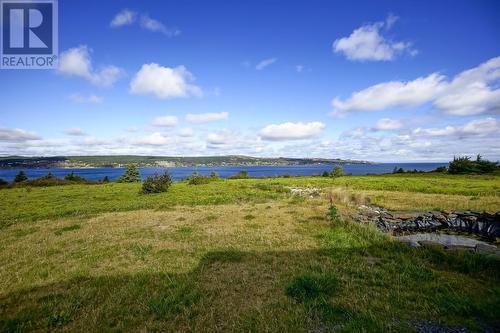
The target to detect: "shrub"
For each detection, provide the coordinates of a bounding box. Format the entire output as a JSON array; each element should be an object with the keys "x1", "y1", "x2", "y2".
[
  {"x1": 210, "y1": 171, "x2": 218, "y2": 178},
  {"x1": 64, "y1": 172, "x2": 86, "y2": 182},
  {"x1": 228, "y1": 170, "x2": 249, "y2": 179},
  {"x1": 0, "y1": 178, "x2": 8, "y2": 186},
  {"x1": 392, "y1": 167, "x2": 405, "y2": 174},
  {"x1": 141, "y1": 172, "x2": 172, "y2": 194},
  {"x1": 322, "y1": 171, "x2": 330, "y2": 177},
  {"x1": 117, "y1": 164, "x2": 141, "y2": 182},
  {"x1": 448, "y1": 155, "x2": 498, "y2": 174},
  {"x1": 327, "y1": 200, "x2": 340, "y2": 223},
  {"x1": 13, "y1": 170, "x2": 28, "y2": 183},
  {"x1": 331, "y1": 165, "x2": 344, "y2": 177},
  {"x1": 102, "y1": 176, "x2": 110, "y2": 183},
  {"x1": 434, "y1": 166, "x2": 447, "y2": 173}
]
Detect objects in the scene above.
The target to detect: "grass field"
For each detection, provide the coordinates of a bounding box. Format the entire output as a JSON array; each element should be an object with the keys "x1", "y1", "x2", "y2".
[{"x1": 0, "y1": 173, "x2": 499, "y2": 332}]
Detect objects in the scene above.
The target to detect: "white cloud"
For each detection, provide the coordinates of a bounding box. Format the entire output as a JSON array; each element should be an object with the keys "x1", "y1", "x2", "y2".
[
  {"x1": 256, "y1": 58, "x2": 277, "y2": 70},
  {"x1": 130, "y1": 63, "x2": 202, "y2": 99},
  {"x1": 178, "y1": 127, "x2": 194, "y2": 137},
  {"x1": 185, "y1": 112, "x2": 228, "y2": 123},
  {"x1": 132, "y1": 132, "x2": 173, "y2": 146},
  {"x1": 373, "y1": 118, "x2": 403, "y2": 131},
  {"x1": 126, "y1": 127, "x2": 139, "y2": 132},
  {"x1": 333, "y1": 14, "x2": 416, "y2": 61},
  {"x1": 433, "y1": 57, "x2": 500, "y2": 115},
  {"x1": 68, "y1": 93, "x2": 103, "y2": 104},
  {"x1": 64, "y1": 128, "x2": 87, "y2": 136},
  {"x1": 152, "y1": 116, "x2": 178, "y2": 126},
  {"x1": 412, "y1": 118, "x2": 499, "y2": 137},
  {"x1": 332, "y1": 73, "x2": 444, "y2": 115},
  {"x1": 0, "y1": 128, "x2": 40, "y2": 142},
  {"x1": 110, "y1": 9, "x2": 136, "y2": 27},
  {"x1": 259, "y1": 122, "x2": 325, "y2": 141},
  {"x1": 58, "y1": 46, "x2": 125, "y2": 87},
  {"x1": 332, "y1": 56, "x2": 500, "y2": 116},
  {"x1": 343, "y1": 126, "x2": 366, "y2": 138},
  {"x1": 140, "y1": 14, "x2": 180, "y2": 37},
  {"x1": 385, "y1": 13, "x2": 399, "y2": 30}
]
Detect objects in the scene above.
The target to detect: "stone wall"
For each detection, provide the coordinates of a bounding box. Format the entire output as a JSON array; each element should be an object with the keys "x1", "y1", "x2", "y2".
[{"x1": 352, "y1": 205, "x2": 500, "y2": 239}]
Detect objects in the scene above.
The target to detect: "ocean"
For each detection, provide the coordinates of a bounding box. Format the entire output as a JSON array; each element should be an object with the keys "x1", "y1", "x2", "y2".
[{"x1": 0, "y1": 163, "x2": 448, "y2": 182}]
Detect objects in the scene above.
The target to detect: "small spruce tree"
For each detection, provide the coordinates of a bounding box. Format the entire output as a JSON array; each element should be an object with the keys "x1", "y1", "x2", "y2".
[
  {"x1": 117, "y1": 164, "x2": 141, "y2": 182},
  {"x1": 331, "y1": 165, "x2": 344, "y2": 177},
  {"x1": 14, "y1": 170, "x2": 28, "y2": 183}
]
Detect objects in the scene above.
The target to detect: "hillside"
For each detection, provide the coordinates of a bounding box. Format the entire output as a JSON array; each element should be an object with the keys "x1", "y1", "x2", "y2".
[{"x1": 0, "y1": 155, "x2": 370, "y2": 168}]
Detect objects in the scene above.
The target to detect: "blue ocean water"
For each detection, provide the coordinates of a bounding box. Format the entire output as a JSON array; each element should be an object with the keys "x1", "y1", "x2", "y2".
[{"x1": 0, "y1": 163, "x2": 448, "y2": 182}]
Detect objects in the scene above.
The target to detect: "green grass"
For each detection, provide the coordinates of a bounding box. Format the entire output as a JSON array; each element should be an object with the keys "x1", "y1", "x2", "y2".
[
  {"x1": 1, "y1": 173, "x2": 499, "y2": 227},
  {"x1": 0, "y1": 173, "x2": 499, "y2": 331}
]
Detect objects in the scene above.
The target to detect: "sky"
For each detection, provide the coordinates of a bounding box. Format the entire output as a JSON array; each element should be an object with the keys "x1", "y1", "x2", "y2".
[{"x1": 0, "y1": 0, "x2": 499, "y2": 162}]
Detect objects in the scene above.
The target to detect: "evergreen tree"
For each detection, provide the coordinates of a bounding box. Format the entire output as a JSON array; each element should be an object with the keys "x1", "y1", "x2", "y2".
[
  {"x1": 13, "y1": 170, "x2": 28, "y2": 183},
  {"x1": 117, "y1": 164, "x2": 141, "y2": 182},
  {"x1": 331, "y1": 165, "x2": 344, "y2": 177}
]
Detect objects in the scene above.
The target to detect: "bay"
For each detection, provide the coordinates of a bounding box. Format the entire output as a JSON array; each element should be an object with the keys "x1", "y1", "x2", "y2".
[{"x1": 0, "y1": 163, "x2": 447, "y2": 182}]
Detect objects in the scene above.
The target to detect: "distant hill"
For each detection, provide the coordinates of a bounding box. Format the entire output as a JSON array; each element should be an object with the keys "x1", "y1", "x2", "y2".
[{"x1": 0, "y1": 155, "x2": 371, "y2": 168}]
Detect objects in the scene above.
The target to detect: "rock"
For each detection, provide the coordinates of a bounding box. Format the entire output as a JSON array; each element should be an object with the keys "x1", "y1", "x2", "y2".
[
  {"x1": 475, "y1": 244, "x2": 500, "y2": 256},
  {"x1": 445, "y1": 245, "x2": 475, "y2": 252},
  {"x1": 393, "y1": 213, "x2": 418, "y2": 220},
  {"x1": 418, "y1": 240, "x2": 444, "y2": 248}
]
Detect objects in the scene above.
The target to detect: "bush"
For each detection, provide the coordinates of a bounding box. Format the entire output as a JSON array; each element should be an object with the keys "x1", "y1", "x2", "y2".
[
  {"x1": 210, "y1": 171, "x2": 218, "y2": 178},
  {"x1": 434, "y1": 166, "x2": 447, "y2": 173},
  {"x1": 331, "y1": 165, "x2": 344, "y2": 177},
  {"x1": 392, "y1": 167, "x2": 405, "y2": 174},
  {"x1": 448, "y1": 155, "x2": 498, "y2": 174},
  {"x1": 141, "y1": 172, "x2": 172, "y2": 194},
  {"x1": 228, "y1": 170, "x2": 249, "y2": 179},
  {"x1": 117, "y1": 164, "x2": 141, "y2": 182},
  {"x1": 321, "y1": 171, "x2": 330, "y2": 177},
  {"x1": 102, "y1": 176, "x2": 110, "y2": 183},
  {"x1": 13, "y1": 170, "x2": 28, "y2": 183},
  {"x1": 0, "y1": 178, "x2": 8, "y2": 186},
  {"x1": 64, "y1": 172, "x2": 86, "y2": 182}
]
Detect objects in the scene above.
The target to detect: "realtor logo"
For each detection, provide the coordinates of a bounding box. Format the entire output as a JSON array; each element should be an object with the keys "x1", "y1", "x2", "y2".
[{"x1": 1, "y1": 0, "x2": 57, "y2": 69}]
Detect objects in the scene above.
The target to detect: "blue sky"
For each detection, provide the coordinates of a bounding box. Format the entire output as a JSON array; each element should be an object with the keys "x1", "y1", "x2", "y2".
[{"x1": 0, "y1": 0, "x2": 499, "y2": 161}]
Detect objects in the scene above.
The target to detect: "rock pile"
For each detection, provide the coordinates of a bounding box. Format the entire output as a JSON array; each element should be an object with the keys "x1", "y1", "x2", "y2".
[{"x1": 352, "y1": 205, "x2": 500, "y2": 239}]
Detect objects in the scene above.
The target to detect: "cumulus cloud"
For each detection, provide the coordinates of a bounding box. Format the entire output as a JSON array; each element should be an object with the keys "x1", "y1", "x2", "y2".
[
  {"x1": 332, "y1": 56, "x2": 500, "y2": 116},
  {"x1": 259, "y1": 122, "x2": 325, "y2": 141},
  {"x1": 58, "y1": 46, "x2": 125, "y2": 87},
  {"x1": 130, "y1": 63, "x2": 202, "y2": 99},
  {"x1": 373, "y1": 118, "x2": 403, "y2": 131},
  {"x1": 152, "y1": 116, "x2": 178, "y2": 126},
  {"x1": 68, "y1": 93, "x2": 103, "y2": 104},
  {"x1": 333, "y1": 14, "x2": 416, "y2": 61},
  {"x1": 110, "y1": 9, "x2": 136, "y2": 27},
  {"x1": 64, "y1": 128, "x2": 87, "y2": 136},
  {"x1": 433, "y1": 57, "x2": 500, "y2": 116},
  {"x1": 256, "y1": 58, "x2": 277, "y2": 70},
  {"x1": 332, "y1": 73, "x2": 445, "y2": 114},
  {"x1": 186, "y1": 112, "x2": 228, "y2": 123},
  {"x1": 413, "y1": 118, "x2": 499, "y2": 137},
  {"x1": 0, "y1": 128, "x2": 40, "y2": 142}
]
